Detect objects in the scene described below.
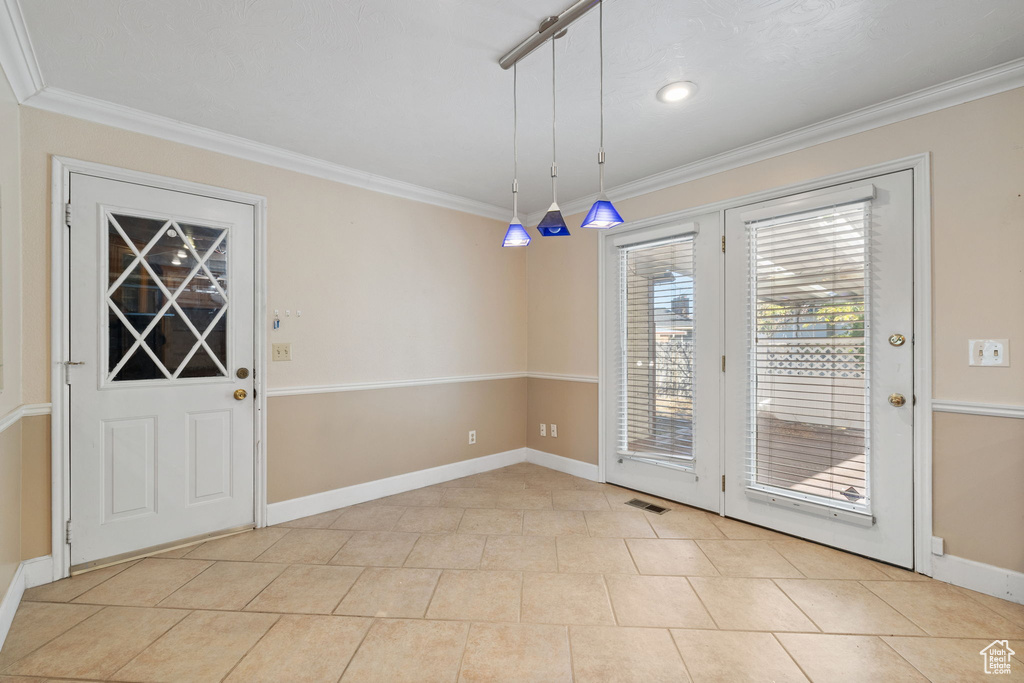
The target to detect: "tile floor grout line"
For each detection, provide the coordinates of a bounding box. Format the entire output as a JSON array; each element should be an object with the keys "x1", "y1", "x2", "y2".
[
  {"x1": 768, "y1": 577, "x2": 823, "y2": 633},
  {"x1": 666, "y1": 625, "x2": 698, "y2": 682},
  {"x1": 770, "y1": 631, "x2": 814, "y2": 681},
  {"x1": 149, "y1": 559, "x2": 218, "y2": 608},
  {"x1": 683, "y1": 576, "x2": 721, "y2": 630},
  {"x1": 327, "y1": 566, "x2": 366, "y2": 615},
  {"x1": 565, "y1": 624, "x2": 576, "y2": 682},
  {"x1": 105, "y1": 607, "x2": 195, "y2": 681},
  {"x1": 600, "y1": 574, "x2": 620, "y2": 627},
  {"x1": 856, "y1": 579, "x2": 936, "y2": 636},
  {"x1": 452, "y1": 619, "x2": 473, "y2": 682},
  {"x1": 0, "y1": 603, "x2": 109, "y2": 675},
  {"x1": 217, "y1": 611, "x2": 283, "y2": 683},
  {"x1": 249, "y1": 526, "x2": 294, "y2": 562},
  {"x1": 335, "y1": 616, "x2": 377, "y2": 683}
]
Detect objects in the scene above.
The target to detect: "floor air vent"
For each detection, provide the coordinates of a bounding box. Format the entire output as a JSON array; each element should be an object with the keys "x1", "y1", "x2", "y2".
[{"x1": 624, "y1": 498, "x2": 670, "y2": 515}]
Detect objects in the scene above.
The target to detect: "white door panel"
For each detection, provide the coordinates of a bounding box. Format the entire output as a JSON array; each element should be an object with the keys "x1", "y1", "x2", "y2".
[
  {"x1": 70, "y1": 173, "x2": 256, "y2": 567},
  {"x1": 602, "y1": 213, "x2": 722, "y2": 512},
  {"x1": 723, "y1": 170, "x2": 915, "y2": 567}
]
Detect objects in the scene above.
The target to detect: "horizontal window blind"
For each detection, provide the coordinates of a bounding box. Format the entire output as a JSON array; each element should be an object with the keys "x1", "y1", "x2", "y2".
[
  {"x1": 619, "y1": 236, "x2": 696, "y2": 468},
  {"x1": 745, "y1": 200, "x2": 871, "y2": 511}
]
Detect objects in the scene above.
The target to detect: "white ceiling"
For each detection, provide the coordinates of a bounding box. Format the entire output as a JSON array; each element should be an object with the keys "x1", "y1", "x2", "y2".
[{"x1": 17, "y1": 0, "x2": 1024, "y2": 216}]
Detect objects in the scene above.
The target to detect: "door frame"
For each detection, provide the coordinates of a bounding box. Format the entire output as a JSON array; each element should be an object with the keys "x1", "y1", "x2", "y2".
[
  {"x1": 49, "y1": 157, "x2": 269, "y2": 581},
  {"x1": 598, "y1": 153, "x2": 933, "y2": 575}
]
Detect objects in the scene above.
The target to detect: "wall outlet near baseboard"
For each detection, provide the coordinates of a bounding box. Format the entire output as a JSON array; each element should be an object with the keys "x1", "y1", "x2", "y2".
[
  {"x1": 539, "y1": 424, "x2": 546, "y2": 437},
  {"x1": 550, "y1": 424, "x2": 558, "y2": 438},
  {"x1": 932, "y1": 536, "x2": 945, "y2": 556},
  {"x1": 468, "y1": 430, "x2": 476, "y2": 445}
]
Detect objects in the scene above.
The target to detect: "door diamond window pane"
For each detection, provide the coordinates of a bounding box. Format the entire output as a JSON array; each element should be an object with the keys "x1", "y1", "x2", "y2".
[
  {"x1": 107, "y1": 214, "x2": 166, "y2": 287},
  {"x1": 107, "y1": 213, "x2": 229, "y2": 382},
  {"x1": 178, "y1": 346, "x2": 221, "y2": 379},
  {"x1": 109, "y1": 262, "x2": 166, "y2": 334}
]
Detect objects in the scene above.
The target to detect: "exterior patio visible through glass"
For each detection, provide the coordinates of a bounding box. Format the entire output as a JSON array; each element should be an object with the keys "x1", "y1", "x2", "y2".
[
  {"x1": 620, "y1": 235, "x2": 696, "y2": 467},
  {"x1": 747, "y1": 201, "x2": 870, "y2": 510}
]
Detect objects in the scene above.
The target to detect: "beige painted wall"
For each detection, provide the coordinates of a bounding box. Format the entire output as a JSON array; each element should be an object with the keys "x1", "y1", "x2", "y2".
[
  {"x1": 933, "y1": 412, "x2": 1024, "y2": 573},
  {"x1": 0, "y1": 63, "x2": 23, "y2": 593},
  {"x1": 0, "y1": 60, "x2": 22, "y2": 418},
  {"x1": 20, "y1": 415, "x2": 49, "y2": 561},
  {"x1": 267, "y1": 378, "x2": 526, "y2": 502},
  {"x1": 0, "y1": 421, "x2": 21, "y2": 596},
  {"x1": 526, "y1": 378, "x2": 598, "y2": 465},
  {"x1": 527, "y1": 87, "x2": 1024, "y2": 572},
  {"x1": 19, "y1": 107, "x2": 527, "y2": 404}
]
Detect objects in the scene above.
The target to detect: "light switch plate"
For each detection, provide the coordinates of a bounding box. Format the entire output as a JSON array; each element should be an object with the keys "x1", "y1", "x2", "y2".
[
  {"x1": 272, "y1": 343, "x2": 292, "y2": 361},
  {"x1": 968, "y1": 339, "x2": 1009, "y2": 366}
]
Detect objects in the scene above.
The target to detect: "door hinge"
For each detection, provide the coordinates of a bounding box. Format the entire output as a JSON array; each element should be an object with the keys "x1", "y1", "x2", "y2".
[
  {"x1": 721, "y1": 475, "x2": 726, "y2": 492},
  {"x1": 721, "y1": 236, "x2": 726, "y2": 253},
  {"x1": 65, "y1": 519, "x2": 72, "y2": 545},
  {"x1": 65, "y1": 203, "x2": 72, "y2": 227},
  {"x1": 721, "y1": 355, "x2": 726, "y2": 372}
]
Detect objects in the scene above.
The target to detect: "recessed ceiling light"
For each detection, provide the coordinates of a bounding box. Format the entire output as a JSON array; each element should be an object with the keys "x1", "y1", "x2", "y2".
[{"x1": 657, "y1": 81, "x2": 698, "y2": 104}]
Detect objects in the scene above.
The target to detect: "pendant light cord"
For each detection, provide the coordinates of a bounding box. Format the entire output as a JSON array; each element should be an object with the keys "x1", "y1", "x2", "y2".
[
  {"x1": 512, "y1": 63, "x2": 519, "y2": 219},
  {"x1": 598, "y1": 0, "x2": 605, "y2": 195},
  {"x1": 551, "y1": 38, "x2": 558, "y2": 205}
]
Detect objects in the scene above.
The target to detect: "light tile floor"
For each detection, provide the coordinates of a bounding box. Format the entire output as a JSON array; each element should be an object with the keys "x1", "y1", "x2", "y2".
[{"x1": 2, "y1": 462, "x2": 1023, "y2": 682}]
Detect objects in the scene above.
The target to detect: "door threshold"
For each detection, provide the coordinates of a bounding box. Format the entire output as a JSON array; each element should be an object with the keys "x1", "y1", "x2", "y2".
[{"x1": 70, "y1": 524, "x2": 255, "y2": 575}]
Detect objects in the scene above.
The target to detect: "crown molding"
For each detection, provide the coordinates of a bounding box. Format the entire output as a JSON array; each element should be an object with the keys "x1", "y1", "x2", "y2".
[
  {"x1": 22, "y1": 87, "x2": 510, "y2": 221},
  {"x1": 0, "y1": 0, "x2": 42, "y2": 101},
  {"x1": 3, "y1": 0, "x2": 1021, "y2": 225},
  {"x1": 528, "y1": 57, "x2": 1024, "y2": 225}
]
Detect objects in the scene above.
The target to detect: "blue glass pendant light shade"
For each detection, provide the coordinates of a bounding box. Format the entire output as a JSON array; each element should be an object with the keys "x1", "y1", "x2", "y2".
[
  {"x1": 581, "y1": 198, "x2": 623, "y2": 229},
  {"x1": 581, "y1": 1, "x2": 624, "y2": 230},
  {"x1": 503, "y1": 221, "x2": 531, "y2": 246},
  {"x1": 538, "y1": 39, "x2": 569, "y2": 237},
  {"x1": 503, "y1": 64, "x2": 530, "y2": 247},
  {"x1": 537, "y1": 204, "x2": 569, "y2": 236}
]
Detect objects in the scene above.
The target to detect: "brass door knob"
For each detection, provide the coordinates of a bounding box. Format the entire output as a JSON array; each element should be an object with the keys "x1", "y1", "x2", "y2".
[
  {"x1": 889, "y1": 333, "x2": 906, "y2": 347},
  {"x1": 234, "y1": 389, "x2": 248, "y2": 401},
  {"x1": 888, "y1": 393, "x2": 906, "y2": 407}
]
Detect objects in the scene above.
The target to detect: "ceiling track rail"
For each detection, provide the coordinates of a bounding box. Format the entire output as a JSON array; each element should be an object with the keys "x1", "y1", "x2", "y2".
[{"x1": 498, "y1": 0, "x2": 601, "y2": 70}]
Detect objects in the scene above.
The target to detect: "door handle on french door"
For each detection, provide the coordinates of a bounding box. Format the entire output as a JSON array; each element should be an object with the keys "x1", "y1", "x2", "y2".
[
  {"x1": 234, "y1": 389, "x2": 248, "y2": 401},
  {"x1": 888, "y1": 393, "x2": 907, "y2": 408}
]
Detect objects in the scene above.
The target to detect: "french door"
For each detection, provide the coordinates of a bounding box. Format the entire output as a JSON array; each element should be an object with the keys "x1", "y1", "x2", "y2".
[
  {"x1": 602, "y1": 213, "x2": 722, "y2": 512},
  {"x1": 602, "y1": 170, "x2": 915, "y2": 567},
  {"x1": 68, "y1": 173, "x2": 257, "y2": 569},
  {"x1": 724, "y1": 171, "x2": 914, "y2": 567}
]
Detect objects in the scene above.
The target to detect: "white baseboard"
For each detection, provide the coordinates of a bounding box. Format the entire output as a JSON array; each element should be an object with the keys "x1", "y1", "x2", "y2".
[
  {"x1": 0, "y1": 563, "x2": 26, "y2": 654},
  {"x1": 266, "y1": 448, "x2": 528, "y2": 526},
  {"x1": 525, "y1": 449, "x2": 601, "y2": 482},
  {"x1": 931, "y1": 552, "x2": 1024, "y2": 605},
  {"x1": 0, "y1": 555, "x2": 53, "y2": 653},
  {"x1": 21, "y1": 556, "x2": 54, "y2": 590}
]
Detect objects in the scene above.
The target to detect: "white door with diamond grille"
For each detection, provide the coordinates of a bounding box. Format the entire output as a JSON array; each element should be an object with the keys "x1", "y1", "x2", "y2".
[
  {"x1": 724, "y1": 170, "x2": 914, "y2": 567},
  {"x1": 69, "y1": 173, "x2": 256, "y2": 567},
  {"x1": 601, "y1": 213, "x2": 722, "y2": 512}
]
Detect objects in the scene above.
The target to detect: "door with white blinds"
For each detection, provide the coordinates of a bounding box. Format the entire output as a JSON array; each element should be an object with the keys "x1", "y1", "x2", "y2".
[
  {"x1": 724, "y1": 171, "x2": 914, "y2": 567},
  {"x1": 602, "y1": 214, "x2": 722, "y2": 511}
]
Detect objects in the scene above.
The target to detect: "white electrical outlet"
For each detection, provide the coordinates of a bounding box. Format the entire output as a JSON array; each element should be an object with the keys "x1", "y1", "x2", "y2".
[
  {"x1": 468, "y1": 430, "x2": 476, "y2": 445},
  {"x1": 969, "y1": 339, "x2": 1009, "y2": 366},
  {"x1": 272, "y1": 343, "x2": 292, "y2": 361},
  {"x1": 551, "y1": 424, "x2": 558, "y2": 438},
  {"x1": 539, "y1": 424, "x2": 546, "y2": 437}
]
